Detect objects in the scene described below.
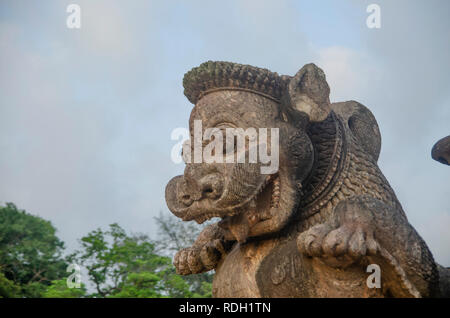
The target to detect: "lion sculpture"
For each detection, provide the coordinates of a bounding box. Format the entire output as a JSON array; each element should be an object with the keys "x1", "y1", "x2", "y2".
[{"x1": 165, "y1": 61, "x2": 449, "y2": 297}]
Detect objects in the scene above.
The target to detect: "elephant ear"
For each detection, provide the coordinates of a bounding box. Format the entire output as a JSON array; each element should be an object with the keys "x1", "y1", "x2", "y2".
[{"x1": 286, "y1": 63, "x2": 332, "y2": 122}]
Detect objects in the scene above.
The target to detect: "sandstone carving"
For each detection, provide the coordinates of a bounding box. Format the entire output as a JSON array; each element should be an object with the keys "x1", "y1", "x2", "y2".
[
  {"x1": 165, "y1": 61, "x2": 450, "y2": 297},
  {"x1": 432, "y1": 136, "x2": 450, "y2": 165}
]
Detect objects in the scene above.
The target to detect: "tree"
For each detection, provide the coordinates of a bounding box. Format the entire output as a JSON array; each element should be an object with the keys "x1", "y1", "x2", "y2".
[
  {"x1": 0, "y1": 271, "x2": 21, "y2": 298},
  {"x1": 154, "y1": 212, "x2": 213, "y2": 297},
  {"x1": 69, "y1": 223, "x2": 205, "y2": 298},
  {"x1": 0, "y1": 203, "x2": 67, "y2": 297},
  {"x1": 154, "y1": 212, "x2": 204, "y2": 254},
  {"x1": 0, "y1": 202, "x2": 213, "y2": 298},
  {"x1": 42, "y1": 279, "x2": 87, "y2": 298}
]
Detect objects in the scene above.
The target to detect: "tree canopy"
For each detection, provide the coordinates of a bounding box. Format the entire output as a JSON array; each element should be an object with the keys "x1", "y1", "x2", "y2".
[
  {"x1": 0, "y1": 203, "x2": 212, "y2": 298},
  {"x1": 0, "y1": 203, "x2": 67, "y2": 297}
]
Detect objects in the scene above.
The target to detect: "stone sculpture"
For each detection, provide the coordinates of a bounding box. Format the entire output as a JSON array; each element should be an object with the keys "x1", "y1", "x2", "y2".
[
  {"x1": 432, "y1": 136, "x2": 450, "y2": 166},
  {"x1": 165, "y1": 61, "x2": 449, "y2": 297}
]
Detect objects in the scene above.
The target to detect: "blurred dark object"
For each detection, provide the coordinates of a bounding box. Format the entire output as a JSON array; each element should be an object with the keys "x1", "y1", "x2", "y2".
[{"x1": 432, "y1": 135, "x2": 450, "y2": 165}]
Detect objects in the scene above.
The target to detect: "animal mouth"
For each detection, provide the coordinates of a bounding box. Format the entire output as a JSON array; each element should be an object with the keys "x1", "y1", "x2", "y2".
[
  {"x1": 194, "y1": 174, "x2": 280, "y2": 225},
  {"x1": 166, "y1": 173, "x2": 281, "y2": 227}
]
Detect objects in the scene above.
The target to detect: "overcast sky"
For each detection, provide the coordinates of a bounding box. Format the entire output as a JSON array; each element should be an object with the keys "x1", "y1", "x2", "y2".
[{"x1": 0, "y1": 0, "x2": 449, "y2": 265}]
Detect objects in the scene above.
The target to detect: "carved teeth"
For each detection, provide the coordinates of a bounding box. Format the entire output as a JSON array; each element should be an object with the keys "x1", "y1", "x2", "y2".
[{"x1": 270, "y1": 176, "x2": 280, "y2": 208}]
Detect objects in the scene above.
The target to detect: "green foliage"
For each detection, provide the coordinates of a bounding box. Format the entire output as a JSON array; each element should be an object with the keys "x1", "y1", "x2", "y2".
[
  {"x1": 42, "y1": 279, "x2": 87, "y2": 298},
  {"x1": 111, "y1": 272, "x2": 163, "y2": 298},
  {"x1": 0, "y1": 271, "x2": 21, "y2": 298},
  {"x1": 0, "y1": 203, "x2": 67, "y2": 297},
  {"x1": 154, "y1": 213, "x2": 214, "y2": 297},
  {"x1": 0, "y1": 202, "x2": 212, "y2": 298},
  {"x1": 70, "y1": 222, "x2": 210, "y2": 298}
]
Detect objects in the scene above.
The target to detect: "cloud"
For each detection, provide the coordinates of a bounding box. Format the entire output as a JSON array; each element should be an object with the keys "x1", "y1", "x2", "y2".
[
  {"x1": 77, "y1": 0, "x2": 134, "y2": 57},
  {"x1": 0, "y1": 1, "x2": 448, "y2": 266},
  {"x1": 314, "y1": 46, "x2": 382, "y2": 103}
]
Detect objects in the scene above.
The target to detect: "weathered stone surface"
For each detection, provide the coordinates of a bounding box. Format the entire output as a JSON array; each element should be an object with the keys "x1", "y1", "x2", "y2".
[
  {"x1": 432, "y1": 135, "x2": 450, "y2": 165},
  {"x1": 165, "y1": 61, "x2": 449, "y2": 298}
]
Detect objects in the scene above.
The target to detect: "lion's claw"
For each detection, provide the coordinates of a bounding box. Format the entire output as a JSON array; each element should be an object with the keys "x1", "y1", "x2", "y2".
[
  {"x1": 174, "y1": 239, "x2": 227, "y2": 275},
  {"x1": 297, "y1": 221, "x2": 379, "y2": 268}
]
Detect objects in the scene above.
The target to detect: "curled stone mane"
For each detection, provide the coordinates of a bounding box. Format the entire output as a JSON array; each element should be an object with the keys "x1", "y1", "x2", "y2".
[{"x1": 183, "y1": 61, "x2": 289, "y2": 104}]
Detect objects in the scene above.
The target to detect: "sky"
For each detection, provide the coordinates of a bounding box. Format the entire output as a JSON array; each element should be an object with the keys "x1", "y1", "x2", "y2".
[{"x1": 0, "y1": 0, "x2": 449, "y2": 265}]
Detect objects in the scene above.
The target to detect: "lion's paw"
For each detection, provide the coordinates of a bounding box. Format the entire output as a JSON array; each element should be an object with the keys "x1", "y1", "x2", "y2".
[
  {"x1": 297, "y1": 222, "x2": 378, "y2": 268},
  {"x1": 174, "y1": 239, "x2": 225, "y2": 275}
]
